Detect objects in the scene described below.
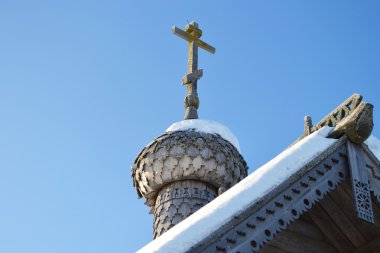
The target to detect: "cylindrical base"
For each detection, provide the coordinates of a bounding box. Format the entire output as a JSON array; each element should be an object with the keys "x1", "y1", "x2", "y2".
[
  {"x1": 184, "y1": 106, "x2": 198, "y2": 120},
  {"x1": 153, "y1": 180, "x2": 217, "y2": 238}
]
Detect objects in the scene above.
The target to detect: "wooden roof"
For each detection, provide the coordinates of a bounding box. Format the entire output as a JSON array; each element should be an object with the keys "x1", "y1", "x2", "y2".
[
  {"x1": 190, "y1": 137, "x2": 380, "y2": 253},
  {"x1": 260, "y1": 180, "x2": 380, "y2": 253},
  {"x1": 136, "y1": 94, "x2": 378, "y2": 253},
  {"x1": 183, "y1": 93, "x2": 379, "y2": 253}
]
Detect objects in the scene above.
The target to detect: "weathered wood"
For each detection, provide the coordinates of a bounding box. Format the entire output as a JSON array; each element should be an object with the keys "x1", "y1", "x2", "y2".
[
  {"x1": 368, "y1": 196, "x2": 380, "y2": 226},
  {"x1": 172, "y1": 26, "x2": 192, "y2": 42},
  {"x1": 291, "y1": 94, "x2": 373, "y2": 148},
  {"x1": 347, "y1": 141, "x2": 374, "y2": 223},
  {"x1": 353, "y1": 237, "x2": 380, "y2": 253},
  {"x1": 319, "y1": 194, "x2": 366, "y2": 248},
  {"x1": 361, "y1": 143, "x2": 380, "y2": 211},
  {"x1": 372, "y1": 195, "x2": 380, "y2": 214},
  {"x1": 329, "y1": 102, "x2": 373, "y2": 144},
  {"x1": 190, "y1": 139, "x2": 348, "y2": 253},
  {"x1": 328, "y1": 183, "x2": 380, "y2": 241},
  {"x1": 314, "y1": 94, "x2": 362, "y2": 131},
  {"x1": 153, "y1": 180, "x2": 217, "y2": 238},
  {"x1": 304, "y1": 115, "x2": 313, "y2": 135},
  {"x1": 287, "y1": 218, "x2": 325, "y2": 241},
  {"x1": 341, "y1": 180, "x2": 380, "y2": 227},
  {"x1": 182, "y1": 69, "x2": 203, "y2": 84},
  {"x1": 291, "y1": 94, "x2": 363, "y2": 147},
  {"x1": 341, "y1": 180, "x2": 380, "y2": 229},
  {"x1": 267, "y1": 230, "x2": 338, "y2": 253},
  {"x1": 172, "y1": 21, "x2": 215, "y2": 120},
  {"x1": 132, "y1": 130, "x2": 248, "y2": 238},
  {"x1": 308, "y1": 204, "x2": 355, "y2": 253},
  {"x1": 196, "y1": 38, "x2": 216, "y2": 54},
  {"x1": 172, "y1": 26, "x2": 216, "y2": 54},
  {"x1": 260, "y1": 244, "x2": 292, "y2": 253},
  {"x1": 348, "y1": 142, "x2": 372, "y2": 184}
]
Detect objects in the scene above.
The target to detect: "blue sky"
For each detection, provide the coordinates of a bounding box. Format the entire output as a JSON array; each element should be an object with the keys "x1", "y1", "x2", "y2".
[{"x1": 1, "y1": 1, "x2": 380, "y2": 253}]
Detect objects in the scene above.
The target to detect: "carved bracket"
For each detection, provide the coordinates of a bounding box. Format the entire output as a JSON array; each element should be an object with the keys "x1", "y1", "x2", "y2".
[
  {"x1": 347, "y1": 141, "x2": 374, "y2": 223},
  {"x1": 362, "y1": 143, "x2": 380, "y2": 203}
]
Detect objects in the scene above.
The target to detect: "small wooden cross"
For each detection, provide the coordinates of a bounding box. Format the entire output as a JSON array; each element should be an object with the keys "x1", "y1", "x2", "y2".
[{"x1": 172, "y1": 21, "x2": 215, "y2": 120}]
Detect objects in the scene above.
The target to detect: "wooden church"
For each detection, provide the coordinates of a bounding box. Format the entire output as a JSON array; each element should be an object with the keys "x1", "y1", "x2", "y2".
[{"x1": 132, "y1": 22, "x2": 380, "y2": 253}]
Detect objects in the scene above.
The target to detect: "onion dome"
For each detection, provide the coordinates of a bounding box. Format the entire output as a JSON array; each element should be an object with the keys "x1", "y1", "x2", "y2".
[
  {"x1": 132, "y1": 120, "x2": 248, "y2": 238},
  {"x1": 131, "y1": 21, "x2": 248, "y2": 238}
]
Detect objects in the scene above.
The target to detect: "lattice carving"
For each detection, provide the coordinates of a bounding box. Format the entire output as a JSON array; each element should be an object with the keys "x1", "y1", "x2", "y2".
[
  {"x1": 311, "y1": 94, "x2": 362, "y2": 131},
  {"x1": 362, "y1": 143, "x2": 380, "y2": 203},
  {"x1": 154, "y1": 180, "x2": 217, "y2": 238},
  {"x1": 293, "y1": 94, "x2": 373, "y2": 146},
  {"x1": 347, "y1": 141, "x2": 374, "y2": 223},
  {"x1": 195, "y1": 144, "x2": 348, "y2": 253},
  {"x1": 353, "y1": 179, "x2": 373, "y2": 223}
]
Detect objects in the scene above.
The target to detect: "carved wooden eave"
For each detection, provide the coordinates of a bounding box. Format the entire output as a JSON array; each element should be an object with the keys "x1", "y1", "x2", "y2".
[
  {"x1": 190, "y1": 137, "x2": 380, "y2": 253},
  {"x1": 294, "y1": 93, "x2": 373, "y2": 146},
  {"x1": 137, "y1": 94, "x2": 378, "y2": 253},
  {"x1": 184, "y1": 94, "x2": 379, "y2": 253}
]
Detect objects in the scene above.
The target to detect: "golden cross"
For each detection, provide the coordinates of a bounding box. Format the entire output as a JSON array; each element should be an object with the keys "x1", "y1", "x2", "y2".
[{"x1": 172, "y1": 21, "x2": 215, "y2": 120}]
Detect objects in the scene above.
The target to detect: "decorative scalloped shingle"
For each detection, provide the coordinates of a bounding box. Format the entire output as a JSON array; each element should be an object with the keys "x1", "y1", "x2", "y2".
[{"x1": 132, "y1": 129, "x2": 248, "y2": 238}]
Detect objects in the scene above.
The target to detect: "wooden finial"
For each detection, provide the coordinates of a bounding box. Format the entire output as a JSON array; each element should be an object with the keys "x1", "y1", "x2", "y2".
[
  {"x1": 172, "y1": 21, "x2": 215, "y2": 120},
  {"x1": 304, "y1": 115, "x2": 313, "y2": 135}
]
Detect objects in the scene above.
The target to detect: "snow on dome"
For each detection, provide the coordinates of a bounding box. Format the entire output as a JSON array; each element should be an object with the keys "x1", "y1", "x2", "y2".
[
  {"x1": 365, "y1": 135, "x2": 380, "y2": 161},
  {"x1": 137, "y1": 127, "x2": 336, "y2": 253},
  {"x1": 166, "y1": 119, "x2": 241, "y2": 152}
]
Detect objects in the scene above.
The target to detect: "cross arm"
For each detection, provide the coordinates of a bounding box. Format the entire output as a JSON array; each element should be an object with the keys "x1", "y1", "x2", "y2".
[
  {"x1": 197, "y1": 39, "x2": 215, "y2": 54},
  {"x1": 182, "y1": 69, "x2": 203, "y2": 84},
  {"x1": 172, "y1": 26, "x2": 192, "y2": 42},
  {"x1": 172, "y1": 26, "x2": 216, "y2": 54}
]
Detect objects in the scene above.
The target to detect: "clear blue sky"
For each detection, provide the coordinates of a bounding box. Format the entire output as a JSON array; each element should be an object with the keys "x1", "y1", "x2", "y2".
[{"x1": 1, "y1": 1, "x2": 380, "y2": 253}]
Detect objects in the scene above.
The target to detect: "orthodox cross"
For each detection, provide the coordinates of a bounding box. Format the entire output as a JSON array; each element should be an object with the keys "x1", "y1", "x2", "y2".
[{"x1": 172, "y1": 21, "x2": 215, "y2": 120}]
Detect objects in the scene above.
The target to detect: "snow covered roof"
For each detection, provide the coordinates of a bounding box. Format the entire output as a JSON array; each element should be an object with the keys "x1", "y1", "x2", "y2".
[
  {"x1": 137, "y1": 127, "x2": 346, "y2": 253},
  {"x1": 166, "y1": 119, "x2": 241, "y2": 152}
]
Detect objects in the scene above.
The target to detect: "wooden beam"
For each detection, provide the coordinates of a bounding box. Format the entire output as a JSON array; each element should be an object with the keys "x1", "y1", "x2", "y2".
[
  {"x1": 328, "y1": 183, "x2": 380, "y2": 241},
  {"x1": 319, "y1": 194, "x2": 366, "y2": 248},
  {"x1": 172, "y1": 26, "x2": 215, "y2": 54},
  {"x1": 287, "y1": 218, "x2": 325, "y2": 241},
  {"x1": 172, "y1": 26, "x2": 192, "y2": 42},
  {"x1": 353, "y1": 237, "x2": 380, "y2": 253},
  {"x1": 260, "y1": 245, "x2": 292, "y2": 253},
  {"x1": 267, "y1": 230, "x2": 338, "y2": 253},
  {"x1": 308, "y1": 204, "x2": 355, "y2": 253},
  {"x1": 197, "y1": 39, "x2": 215, "y2": 54},
  {"x1": 372, "y1": 196, "x2": 380, "y2": 215}
]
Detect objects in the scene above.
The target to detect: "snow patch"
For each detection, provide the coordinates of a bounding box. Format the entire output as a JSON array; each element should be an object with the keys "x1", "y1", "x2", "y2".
[
  {"x1": 166, "y1": 119, "x2": 241, "y2": 152},
  {"x1": 365, "y1": 135, "x2": 380, "y2": 160},
  {"x1": 137, "y1": 127, "x2": 336, "y2": 253}
]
